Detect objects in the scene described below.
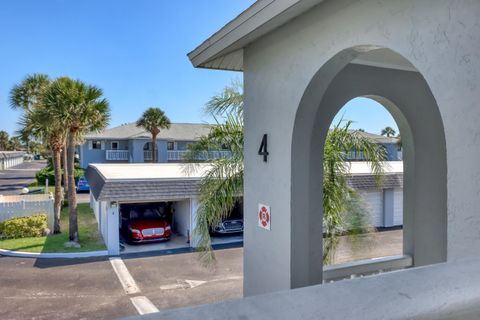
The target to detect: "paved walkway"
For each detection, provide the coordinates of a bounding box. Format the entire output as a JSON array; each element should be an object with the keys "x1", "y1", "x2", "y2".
[{"x1": 0, "y1": 160, "x2": 47, "y2": 195}]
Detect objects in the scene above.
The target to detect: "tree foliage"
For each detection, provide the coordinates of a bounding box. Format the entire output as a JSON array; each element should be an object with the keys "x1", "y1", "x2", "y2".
[{"x1": 136, "y1": 107, "x2": 171, "y2": 163}]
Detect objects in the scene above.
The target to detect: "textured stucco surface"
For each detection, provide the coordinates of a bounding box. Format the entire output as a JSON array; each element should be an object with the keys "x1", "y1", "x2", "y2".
[{"x1": 242, "y1": 0, "x2": 480, "y2": 296}]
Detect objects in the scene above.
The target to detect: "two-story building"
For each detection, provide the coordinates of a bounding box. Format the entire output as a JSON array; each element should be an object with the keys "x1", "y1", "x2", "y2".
[
  {"x1": 346, "y1": 131, "x2": 401, "y2": 161},
  {"x1": 78, "y1": 122, "x2": 230, "y2": 168}
]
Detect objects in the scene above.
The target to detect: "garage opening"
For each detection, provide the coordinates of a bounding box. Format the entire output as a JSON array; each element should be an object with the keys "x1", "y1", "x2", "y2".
[
  {"x1": 120, "y1": 200, "x2": 192, "y2": 254},
  {"x1": 323, "y1": 97, "x2": 403, "y2": 268}
]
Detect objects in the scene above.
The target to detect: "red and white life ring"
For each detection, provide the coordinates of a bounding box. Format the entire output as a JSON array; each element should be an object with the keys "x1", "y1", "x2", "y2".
[{"x1": 259, "y1": 206, "x2": 270, "y2": 227}]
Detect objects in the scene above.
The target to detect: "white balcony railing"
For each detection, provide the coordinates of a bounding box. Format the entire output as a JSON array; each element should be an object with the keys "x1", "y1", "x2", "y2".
[
  {"x1": 167, "y1": 150, "x2": 231, "y2": 162},
  {"x1": 106, "y1": 150, "x2": 129, "y2": 161}
]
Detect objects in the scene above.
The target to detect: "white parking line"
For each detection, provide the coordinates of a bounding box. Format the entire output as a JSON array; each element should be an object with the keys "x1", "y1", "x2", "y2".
[
  {"x1": 130, "y1": 296, "x2": 159, "y2": 315},
  {"x1": 109, "y1": 257, "x2": 140, "y2": 295}
]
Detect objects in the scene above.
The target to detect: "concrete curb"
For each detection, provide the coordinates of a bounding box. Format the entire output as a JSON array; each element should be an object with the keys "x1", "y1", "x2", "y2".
[{"x1": 0, "y1": 248, "x2": 109, "y2": 259}]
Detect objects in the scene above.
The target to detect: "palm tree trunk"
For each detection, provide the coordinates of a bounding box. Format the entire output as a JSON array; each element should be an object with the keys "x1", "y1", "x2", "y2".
[
  {"x1": 62, "y1": 144, "x2": 68, "y2": 194},
  {"x1": 152, "y1": 134, "x2": 157, "y2": 163},
  {"x1": 67, "y1": 132, "x2": 79, "y2": 242},
  {"x1": 52, "y1": 149, "x2": 62, "y2": 234}
]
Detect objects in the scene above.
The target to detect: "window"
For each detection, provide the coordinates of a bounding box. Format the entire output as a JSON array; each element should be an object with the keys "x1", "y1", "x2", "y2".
[
  {"x1": 167, "y1": 141, "x2": 175, "y2": 151},
  {"x1": 92, "y1": 141, "x2": 102, "y2": 150},
  {"x1": 111, "y1": 141, "x2": 119, "y2": 150}
]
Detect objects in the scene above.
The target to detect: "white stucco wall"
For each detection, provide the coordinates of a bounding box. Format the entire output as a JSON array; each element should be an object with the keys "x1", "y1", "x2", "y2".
[
  {"x1": 172, "y1": 200, "x2": 191, "y2": 237},
  {"x1": 242, "y1": 0, "x2": 479, "y2": 296}
]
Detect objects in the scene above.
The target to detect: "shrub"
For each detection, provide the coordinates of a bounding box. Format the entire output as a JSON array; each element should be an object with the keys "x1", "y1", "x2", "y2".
[
  {"x1": 0, "y1": 214, "x2": 48, "y2": 239},
  {"x1": 35, "y1": 167, "x2": 85, "y2": 186}
]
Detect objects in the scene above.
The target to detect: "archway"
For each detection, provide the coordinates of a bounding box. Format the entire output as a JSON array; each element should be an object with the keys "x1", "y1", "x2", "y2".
[{"x1": 291, "y1": 47, "x2": 447, "y2": 289}]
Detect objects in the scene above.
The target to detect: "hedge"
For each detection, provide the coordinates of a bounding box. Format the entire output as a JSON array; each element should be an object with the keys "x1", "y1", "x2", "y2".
[
  {"x1": 36, "y1": 166, "x2": 85, "y2": 186},
  {"x1": 0, "y1": 214, "x2": 49, "y2": 239}
]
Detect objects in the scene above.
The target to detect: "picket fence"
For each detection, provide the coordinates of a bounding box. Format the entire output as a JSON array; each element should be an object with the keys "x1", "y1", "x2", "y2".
[{"x1": 0, "y1": 194, "x2": 54, "y2": 231}]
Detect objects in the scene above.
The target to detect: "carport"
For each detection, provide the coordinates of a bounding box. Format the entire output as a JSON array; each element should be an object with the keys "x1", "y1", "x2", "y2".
[{"x1": 85, "y1": 163, "x2": 211, "y2": 255}]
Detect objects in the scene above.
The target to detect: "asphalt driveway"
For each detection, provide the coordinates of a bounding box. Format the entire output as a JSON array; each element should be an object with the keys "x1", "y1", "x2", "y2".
[
  {"x1": 0, "y1": 160, "x2": 47, "y2": 195},
  {"x1": 0, "y1": 256, "x2": 135, "y2": 320},
  {"x1": 0, "y1": 248, "x2": 243, "y2": 320}
]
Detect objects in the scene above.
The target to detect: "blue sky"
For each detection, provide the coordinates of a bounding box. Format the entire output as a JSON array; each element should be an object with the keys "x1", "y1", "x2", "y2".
[{"x1": 0, "y1": 0, "x2": 398, "y2": 137}]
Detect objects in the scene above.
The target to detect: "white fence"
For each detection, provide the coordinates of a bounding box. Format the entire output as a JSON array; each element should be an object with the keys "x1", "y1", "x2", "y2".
[{"x1": 0, "y1": 194, "x2": 54, "y2": 231}]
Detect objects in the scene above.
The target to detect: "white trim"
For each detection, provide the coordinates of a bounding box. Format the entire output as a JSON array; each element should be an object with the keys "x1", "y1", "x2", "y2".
[{"x1": 0, "y1": 248, "x2": 109, "y2": 259}]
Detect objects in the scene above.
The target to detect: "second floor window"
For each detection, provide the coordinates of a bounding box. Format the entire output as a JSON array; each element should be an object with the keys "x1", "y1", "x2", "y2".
[
  {"x1": 92, "y1": 141, "x2": 102, "y2": 150},
  {"x1": 167, "y1": 141, "x2": 175, "y2": 151}
]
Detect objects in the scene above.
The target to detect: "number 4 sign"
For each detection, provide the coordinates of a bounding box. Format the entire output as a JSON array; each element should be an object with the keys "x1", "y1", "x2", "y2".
[{"x1": 258, "y1": 204, "x2": 271, "y2": 230}]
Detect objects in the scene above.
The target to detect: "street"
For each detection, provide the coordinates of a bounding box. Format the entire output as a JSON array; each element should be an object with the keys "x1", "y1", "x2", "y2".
[{"x1": 0, "y1": 160, "x2": 46, "y2": 195}]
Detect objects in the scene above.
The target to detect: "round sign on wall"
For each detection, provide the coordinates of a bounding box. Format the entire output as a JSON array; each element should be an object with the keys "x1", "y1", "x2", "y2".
[{"x1": 258, "y1": 203, "x2": 271, "y2": 230}]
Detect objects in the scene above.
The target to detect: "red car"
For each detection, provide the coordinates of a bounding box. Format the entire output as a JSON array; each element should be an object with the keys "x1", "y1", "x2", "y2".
[{"x1": 125, "y1": 208, "x2": 172, "y2": 243}]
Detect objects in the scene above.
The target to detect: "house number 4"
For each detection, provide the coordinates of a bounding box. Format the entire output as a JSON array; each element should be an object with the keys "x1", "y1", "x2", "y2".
[{"x1": 258, "y1": 134, "x2": 269, "y2": 162}]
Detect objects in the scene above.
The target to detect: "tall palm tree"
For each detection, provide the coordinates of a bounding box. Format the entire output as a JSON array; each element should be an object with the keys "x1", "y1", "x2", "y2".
[
  {"x1": 136, "y1": 108, "x2": 171, "y2": 163},
  {"x1": 381, "y1": 126, "x2": 396, "y2": 137},
  {"x1": 10, "y1": 74, "x2": 50, "y2": 112},
  {"x1": 10, "y1": 74, "x2": 67, "y2": 234},
  {"x1": 189, "y1": 83, "x2": 387, "y2": 265},
  {"x1": 19, "y1": 108, "x2": 66, "y2": 233},
  {"x1": 42, "y1": 77, "x2": 110, "y2": 242},
  {"x1": 0, "y1": 131, "x2": 9, "y2": 151}
]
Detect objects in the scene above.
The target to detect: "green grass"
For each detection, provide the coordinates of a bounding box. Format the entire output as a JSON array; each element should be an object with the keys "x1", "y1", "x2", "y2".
[
  {"x1": 0, "y1": 203, "x2": 106, "y2": 253},
  {"x1": 28, "y1": 181, "x2": 55, "y2": 194}
]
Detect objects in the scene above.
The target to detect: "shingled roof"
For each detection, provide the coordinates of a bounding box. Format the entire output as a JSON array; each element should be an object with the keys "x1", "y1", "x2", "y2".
[
  {"x1": 86, "y1": 162, "x2": 403, "y2": 203},
  {"x1": 85, "y1": 123, "x2": 214, "y2": 141}
]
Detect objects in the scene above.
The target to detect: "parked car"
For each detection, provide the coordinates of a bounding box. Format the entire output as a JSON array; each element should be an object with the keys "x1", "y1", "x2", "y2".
[
  {"x1": 76, "y1": 176, "x2": 90, "y2": 192},
  {"x1": 124, "y1": 207, "x2": 172, "y2": 243},
  {"x1": 212, "y1": 217, "x2": 244, "y2": 234}
]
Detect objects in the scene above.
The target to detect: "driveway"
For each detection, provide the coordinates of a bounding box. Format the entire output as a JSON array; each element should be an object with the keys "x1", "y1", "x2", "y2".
[
  {"x1": 0, "y1": 256, "x2": 135, "y2": 320},
  {"x1": 0, "y1": 248, "x2": 243, "y2": 320},
  {"x1": 0, "y1": 230, "x2": 402, "y2": 319},
  {"x1": 0, "y1": 160, "x2": 47, "y2": 195}
]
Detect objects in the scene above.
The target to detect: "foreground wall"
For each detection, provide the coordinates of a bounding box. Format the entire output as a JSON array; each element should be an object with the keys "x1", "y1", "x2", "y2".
[{"x1": 243, "y1": 0, "x2": 480, "y2": 296}]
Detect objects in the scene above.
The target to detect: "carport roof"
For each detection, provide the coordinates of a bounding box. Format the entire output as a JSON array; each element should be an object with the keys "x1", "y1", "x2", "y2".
[{"x1": 86, "y1": 163, "x2": 212, "y2": 202}]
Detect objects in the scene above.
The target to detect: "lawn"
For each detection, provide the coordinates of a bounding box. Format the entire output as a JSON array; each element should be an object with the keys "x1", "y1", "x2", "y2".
[{"x1": 0, "y1": 203, "x2": 106, "y2": 253}]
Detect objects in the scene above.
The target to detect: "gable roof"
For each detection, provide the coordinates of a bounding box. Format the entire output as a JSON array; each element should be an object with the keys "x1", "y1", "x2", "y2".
[
  {"x1": 85, "y1": 123, "x2": 213, "y2": 141},
  {"x1": 188, "y1": 0, "x2": 325, "y2": 71}
]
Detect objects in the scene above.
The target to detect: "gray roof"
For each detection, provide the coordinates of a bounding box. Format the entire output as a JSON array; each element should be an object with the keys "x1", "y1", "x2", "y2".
[
  {"x1": 85, "y1": 163, "x2": 209, "y2": 202},
  {"x1": 86, "y1": 162, "x2": 403, "y2": 203},
  {"x1": 355, "y1": 131, "x2": 399, "y2": 144},
  {"x1": 0, "y1": 151, "x2": 26, "y2": 159},
  {"x1": 347, "y1": 173, "x2": 403, "y2": 189},
  {"x1": 85, "y1": 123, "x2": 214, "y2": 141}
]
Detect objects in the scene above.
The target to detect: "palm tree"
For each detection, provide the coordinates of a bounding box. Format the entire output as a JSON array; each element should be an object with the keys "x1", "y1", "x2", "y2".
[
  {"x1": 189, "y1": 82, "x2": 387, "y2": 265},
  {"x1": 8, "y1": 137, "x2": 22, "y2": 151},
  {"x1": 42, "y1": 77, "x2": 110, "y2": 242},
  {"x1": 381, "y1": 126, "x2": 396, "y2": 137},
  {"x1": 10, "y1": 74, "x2": 67, "y2": 234},
  {"x1": 10, "y1": 74, "x2": 50, "y2": 112},
  {"x1": 0, "y1": 131, "x2": 9, "y2": 150},
  {"x1": 136, "y1": 108, "x2": 171, "y2": 163},
  {"x1": 19, "y1": 108, "x2": 66, "y2": 233},
  {"x1": 323, "y1": 119, "x2": 386, "y2": 262}
]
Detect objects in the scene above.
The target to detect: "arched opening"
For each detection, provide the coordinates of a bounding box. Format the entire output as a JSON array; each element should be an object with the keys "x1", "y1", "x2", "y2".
[
  {"x1": 323, "y1": 97, "x2": 404, "y2": 268},
  {"x1": 290, "y1": 47, "x2": 447, "y2": 289}
]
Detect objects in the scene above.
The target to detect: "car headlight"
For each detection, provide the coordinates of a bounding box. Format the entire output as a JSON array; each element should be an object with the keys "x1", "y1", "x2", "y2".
[
  {"x1": 165, "y1": 226, "x2": 171, "y2": 231},
  {"x1": 129, "y1": 228, "x2": 141, "y2": 234}
]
